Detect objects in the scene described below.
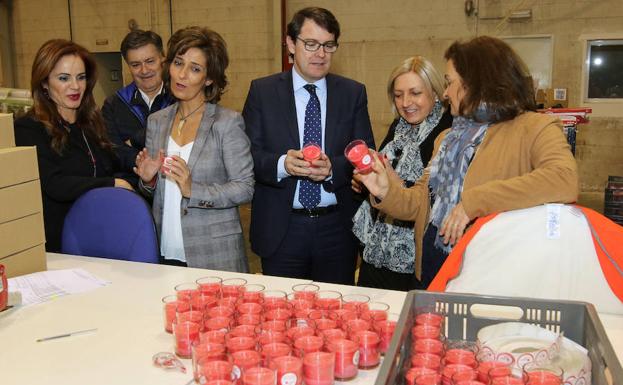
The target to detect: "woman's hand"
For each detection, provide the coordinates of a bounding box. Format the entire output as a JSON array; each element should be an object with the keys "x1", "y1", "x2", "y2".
[
  {"x1": 439, "y1": 202, "x2": 470, "y2": 246},
  {"x1": 356, "y1": 151, "x2": 390, "y2": 200},
  {"x1": 383, "y1": 155, "x2": 404, "y2": 187},
  {"x1": 134, "y1": 148, "x2": 162, "y2": 184},
  {"x1": 114, "y1": 178, "x2": 134, "y2": 191},
  {"x1": 165, "y1": 156, "x2": 192, "y2": 198}
]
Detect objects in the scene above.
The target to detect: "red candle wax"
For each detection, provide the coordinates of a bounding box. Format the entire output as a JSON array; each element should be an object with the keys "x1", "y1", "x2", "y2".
[
  {"x1": 227, "y1": 336, "x2": 257, "y2": 354},
  {"x1": 405, "y1": 367, "x2": 437, "y2": 385},
  {"x1": 303, "y1": 351, "x2": 335, "y2": 385},
  {"x1": 232, "y1": 349, "x2": 262, "y2": 383},
  {"x1": 177, "y1": 310, "x2": 204, "y2": 326},
  {"x1": 230, "y1": 325, "x2": 257, "y2": 339},
  {"x1": 374, "y1": 319, "x2": 396, "y2": 354},
  {"x1": 198, "y1": 359, "x2": 234, "y2": 383},
  {"x1": 414, "y1": 373, "x2": 442, "y2": 385},
  {"x1": 204, "y1": 380, "x2": 233, "y2": 385},
  {"x1": 192, "y1": 342, "x2": 227, "y2": 380},
  {"x1": 263, "y1": 297, "x2": 289, "y2": 311},
  {"x1": 222, "y1": 284, "x2": 245, "y2": 298},
  {"x1": 264, "y1": 308, "x2": 292, "y2": 322},
  {"x1": 342, "y1": 301, "x2": 369, "y2": 314},
  {"x1": 491, "y1": 377, "x2": 524, "y2": 385},
  {"x1": 242, "y1": 291, "x2": 264, "y2": 304},
  {"x1": 176, "y1": 288, "x2": 200, "y2": 302},
  {"x1": 289, "y1": 298, "x2": 314, "y2": 311},
  {"x1": 294, "y1": 335, "x2": 324, "y2": 357},
  {"x1": 201, "y1": 329, "x2": 227, "y2": 344},
  {"x1": 173, "y1": 321, "x2": 201, "y2": 358},
  {"x1": 329, "y1": 309, "x2": 357, "y2": 329},
  {"x1": 361, "y1": 309, "x2": 388, "y2": 322},
  {"x1": 261, "y1": 342, "x2": 291, "y2": 366},
  {"x1": 353, "y1": 330, "x2": 380, "y2": 369},
  {"x1": 411, "y1": 353, "x2": 442, "y2": 370},
  {"x1": 320, "y1": 328, "x2": 346, "y2": 347},
  {"x1": 287, "y1": 325, "x2": 316, "y2": 343},
  {"x1": 191, "y1": 295, "x2": 219, "y2": 312},
  {"x1": 237, "y1": 313, "x2": 262, "y2": 327},
  {"x1": 524, "y1": 371, "x2": 563, "y2": 385},
  {"x1": 208, "y1": 306, "x2": 235, "y2": 319},
  {"x1": 163, "y1": 297, "x2": 190, "y2": 333},
  {"x1": 345, "y1": 142, "x2": 373, "y2": 173},
  {"x1": 258, "y1": 330, "x2": 287, "y2": 346},
  {"x1": 442, "y1": 364, "x2": 475, "y2": 383},
  {"x1": 197, "y1": 281, "x2": 221, "y2": 297},
  {"x1": 445, "y1": 349, "x2": 477, "y2": 368},
  {"x1": 242, "y1": 367, "x2": 275, "y2": 385},
  {"x1": 302, "y1": 143, "x2": 321, "y2": 163},
  {"x1": 477, "y1": 361, "x2": 510, "y2": 383},
  {"x1": 345, "y1": 318, "x2": 371, "y2": 337},
  {"x1": 313, "y1": 318, "x2": 337, "y2": 335},
  {"x1": 451, "y1": 368, "x2": 478, "y2": 383},
  {"x1": 415, "y1": 312, "x2": 444, "y2": 327},
  {"x1": 205, "y1": 316, "x2": 232, "y2": 332},
  {"x1": 413, "y1": 338, "x2": 444, "y2": 356},
  {"x1": 454, "y1": 381, "x2": 486, "y2": 385},
  {"x1": 315, "y1": 297, "x2": 341, "y2": 311},
  {"x1": 270, "y1": 355, "x2": 303, "y2": 385},
  {"x1": 412, "y1": 325, "x2": 441, "y2": 340},
  {"x1": 327, "y1": 338, "x2": 359, "y2": 380},
  {"x1": 219, "y1": 297, "x2": 239, "y2": 308},
  {"x1": 261, "y1": 320, "x2": 287, "y2": 332}
]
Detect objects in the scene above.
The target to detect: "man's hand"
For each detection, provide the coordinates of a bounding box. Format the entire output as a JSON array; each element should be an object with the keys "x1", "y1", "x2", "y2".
[
  {"x1": 284, "y1": 149, "x2": 313, "y2": 177},
  {"x1": 308, "y1": 153, "x2": 332, "y2": 182}
]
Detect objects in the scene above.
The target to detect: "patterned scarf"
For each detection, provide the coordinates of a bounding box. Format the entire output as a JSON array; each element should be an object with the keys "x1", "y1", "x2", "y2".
[
  {"x1": 352, "y1": 101, "x2": 444, "y2": 273},
  {"x1": 428, "y1": 104, "x2": 496, "y2": 252}
]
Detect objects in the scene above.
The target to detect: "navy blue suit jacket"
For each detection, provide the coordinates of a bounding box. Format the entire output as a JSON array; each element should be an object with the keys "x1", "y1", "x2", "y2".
[{"x1": 242, "y1": 70, "x2": 375, "y2": 257}]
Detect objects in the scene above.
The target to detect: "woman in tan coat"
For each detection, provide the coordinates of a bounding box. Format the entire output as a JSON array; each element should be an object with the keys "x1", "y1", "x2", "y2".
[{"x1": 357, "y1": 36, "x2": 578, "y2": 288}]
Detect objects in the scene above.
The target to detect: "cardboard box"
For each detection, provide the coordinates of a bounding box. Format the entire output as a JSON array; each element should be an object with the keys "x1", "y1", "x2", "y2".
[
  {"x1": 0, "y1": 212, "x2": 45, "y2": 257},
  {"x1": 536, "y1": 88, "x2": 569, "y2": 108},
  {"x1": 0, "y1": 244, "x2": 47, "y2": 278},
  {"x1": 0, "y1": 113, "x2": 15, "y2": 149},
  {"x1": 0, "y1": 180, "x2": 43, "y2": 224},
  {"x1": 0, "y1": 146, "x2": 39, "y2": 188}
]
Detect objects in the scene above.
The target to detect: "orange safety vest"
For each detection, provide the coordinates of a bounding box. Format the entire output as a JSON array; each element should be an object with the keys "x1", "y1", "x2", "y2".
[{"x1": 428, "y1": 206, "x2": 623, "y2": 304}]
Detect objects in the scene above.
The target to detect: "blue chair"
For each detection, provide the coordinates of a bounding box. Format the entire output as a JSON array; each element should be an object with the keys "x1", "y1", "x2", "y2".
[{"x1": 62, "y1": 187, "x2": 159, "y2": 263}]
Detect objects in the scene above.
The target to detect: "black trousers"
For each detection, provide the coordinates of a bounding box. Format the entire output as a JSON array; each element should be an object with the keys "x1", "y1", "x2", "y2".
[
  {"x1": 357, "y1": 260, "x2": 422, "y2": 291},
  {"x1": 261, "y1": 210, "x2": 358, "y2": 285}
]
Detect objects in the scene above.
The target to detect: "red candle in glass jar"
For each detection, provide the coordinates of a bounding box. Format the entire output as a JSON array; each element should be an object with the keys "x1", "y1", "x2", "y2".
[
  {"x1": 197, "y1": 359, "x2": 234, "y2": 383},
  {"x1": 442, "y1": 364, "x2": 475, "y2": 385},
  {"x1": 291, "y1": 283, "x2": 320, "y2": 301},
  {"x1": 374, "y1": 319, "x2": 397, "y2": 354},
  {"x1": 258, "y1": 330, "x2": 287, "y2": 346},
  {"x1": 320, "y1": 328, "x2": 346, "y2": 346},
  {"x1": 196, "y1": 276, "x2": 222, "y2": 297},
  {"x1": 445, "y1": 349, "x2": 477, "y2": 368},
  {"x1": 415, "y1": 312, "x2": 444, "y2": 327},
  {"x1": 491, "y1": 376, "x2": 524, "y2": 385},
  {"x1": 302, "y1": 143, "x2": 322, "y2": 164},
  {"x1": 341, "y1": 294, "x2": 370, "y2": 314},
  {"x1": 411, "y1": 353, "x2": 442, "y2": 371},
  {"x1": 173, "y1": 320, "x2": 201, "y2": 358},
  {"x1": 202, "y1": 329, "x2": 227, "y2": 344},
  {"x1": 344, "y1": 140, "x2": 373, "y2": 174},
  {"x1": 313, "y1": 318, "x2": 337, "y2": 335},
  {"x1": 261, "y1": 342, "x2": 292, "y2": 366},
  {"x1": 315, "y1": 291, "x2": 342, "y2": 311},
  {"x1": 414, "y1": 373, "x2": 443, "y2": 385},
  {"x1": 222, "y1": 278, "x2": 247, "y2": 298},
  {"x1": 327, "y1": 338, "x2": 359, "y2": 381},
  {"x1": 288, "y1": 298, "x2": 315, "y2": 311},
  {"x1": 219, "y1": 297, "x2": 239, "y2": 308},
  {"x1": 242, "y1": 284, "x2": 265, "y2": 304},
  {"x1": 177, "y1": 310, "x2": 204, "y2": 327},
  {"x1": 287, "y1": 325, "x2": 316, "y2": 344},
  {"x1": 230, "y1": 325, "x2": 257, "y2": 339},
  {"x1": 261, "y1": 320, "x2": 287, "y2": 333},
  {"x1": 523, "y1": 370, "x2": 563, "y2": 385},
  {"x1": 265, "y1": 308, "x2": 292, "y2": 322},
  {"x1": 237, "y1": 313, "x2": 262, "y2": 327},
  {"x1": 451, "y1": 368, "x2": 479, "y2": 384},
  {"x1": 262, "y1": 290, "x2": 288, "y2": 310},
  {"x1": 412, "y1": 325, "x2": 441, "y2": 340},
  {"x1": 175, "y1": 282, "x2": 201, "y2": 302},
  {"x1": 271, "y1": 355, "x2": 303, "y2": 385},
  {"x1": 294, "y1": 335, "x2": 324, "y2": 357},
  {"x1": 227, "y1": 336, "x2": 257, "y2": 354},
  {"x1": 329, "y1": 309, "x2": 357, "y2": 329},
  {"x1": 208, "y1": 305, "x2": 235, "y2": 319},
  {"x1": 413, "y1": 338, "x2": 444, "y2": 357},
  {"x1": 487, "y1": 366, "x2": 513, "y2": 383},
  {"x1": 238, "y1": 302, "x2": 263, "y2": 316},
  {"x1": 163, "y1": 295, "x2": 190, "y2": 333},
  {"x1": 205, "y1": 316, "x2": 232, "y2": 333},
  {"x1": 191, "y1": 294, "x2": 219, "y2": 313},
  {"x1": 353, "y1": 330, "x2": 380, "y2": 369},
  {"x1": 361, "y1": 309, "x2": 388, "y2": 322},
  {"x1": 232, "y1": 350, "x2": 262, "y2": 383},
  {"x1": 477, "y1": 361, "x2": 511, "y2": 383},
  {"x1": 303, "y1": 351, "x2": 335, "y2": 385},
  {"x1": 405, "y1": 367, "x2": 437, "y2": 385},
  {"x1": 242, "y1": 367, "x2": 276, "y2": 385},
  {"x1": 192, "y1": 342, "x2": 227, "y2": 380},
  {"x1": 204, "y1": 380, "x2": 234, "y2": 385},
  {"x1": 345, "y1": 318, "x2": 371, "y2": 338}
]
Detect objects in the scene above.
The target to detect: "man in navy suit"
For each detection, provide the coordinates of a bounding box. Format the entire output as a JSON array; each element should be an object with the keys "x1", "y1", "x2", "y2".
[{"x1": 243, "y1": 7, "x2": 374, "y2": 284}]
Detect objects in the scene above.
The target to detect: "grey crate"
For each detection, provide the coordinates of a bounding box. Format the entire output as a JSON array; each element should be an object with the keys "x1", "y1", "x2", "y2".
[{"x1": 375, "y1": 290, "x2": 622, "y2": 385}]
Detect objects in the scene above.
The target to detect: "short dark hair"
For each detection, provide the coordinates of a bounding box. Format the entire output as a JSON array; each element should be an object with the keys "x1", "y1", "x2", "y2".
[
  {"x1": 444, "y1": 36, "x2": 536, "y2": 122},
  {"x1": 120, "y1": 30, "x2": 164, "y2": 61},
  {"x1": 164, "y1": 26, "x2": 229, "y2": 103},
  {"x1": 287, "y1": 7, "x2": 340, "y2": 42}
]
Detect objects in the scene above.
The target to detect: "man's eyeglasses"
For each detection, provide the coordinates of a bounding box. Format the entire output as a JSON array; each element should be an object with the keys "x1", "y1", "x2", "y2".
[{"x1": 296, "y1": 37, "x2": 339, "y2": 53}]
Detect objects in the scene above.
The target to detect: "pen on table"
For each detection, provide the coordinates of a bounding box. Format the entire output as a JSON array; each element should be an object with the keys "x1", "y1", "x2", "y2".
[{"x1": 36, "y1": 328, "x2": 98, "y2": 342}]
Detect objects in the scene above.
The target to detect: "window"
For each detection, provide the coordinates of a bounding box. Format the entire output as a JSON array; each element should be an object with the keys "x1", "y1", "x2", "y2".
[{"x1": 586, "y1": 39, "x2": 623, "y2": 99}]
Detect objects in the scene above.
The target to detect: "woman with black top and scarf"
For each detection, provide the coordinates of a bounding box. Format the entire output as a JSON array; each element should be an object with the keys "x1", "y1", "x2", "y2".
[
  {"x1": 14, "y1": 39, "x2": 133, "y2": 252},
  {"x1": 352, "y1": 56, "x2": 452, "y2": 291}
]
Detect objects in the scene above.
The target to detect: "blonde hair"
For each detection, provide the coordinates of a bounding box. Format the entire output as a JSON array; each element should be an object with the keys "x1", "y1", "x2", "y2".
[{"x1": 387, "y1": 56, "x2": 445, "y2": 115}]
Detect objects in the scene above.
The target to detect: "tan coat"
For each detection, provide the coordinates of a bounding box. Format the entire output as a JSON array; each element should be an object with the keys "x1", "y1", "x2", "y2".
[{"x1": 373, "y1": 112, "x2": 579, "y2": 279}]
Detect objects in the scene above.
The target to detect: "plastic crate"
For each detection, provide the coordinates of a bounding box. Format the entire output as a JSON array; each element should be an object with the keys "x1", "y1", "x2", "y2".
[{"x1": 375, "y1": 290, "x2": 622, "y2": 385}]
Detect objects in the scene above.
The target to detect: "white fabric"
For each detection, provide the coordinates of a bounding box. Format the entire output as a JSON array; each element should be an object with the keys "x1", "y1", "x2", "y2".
[
  {"x1": 446, "y1": 204, "x2": 623, "y2": 315},
  {"x1": 138, "y1": 82, "x2": 164, "y2": 109},
  {"x1": 160, "y1": 137, "x2": 194, "y2": 262}
]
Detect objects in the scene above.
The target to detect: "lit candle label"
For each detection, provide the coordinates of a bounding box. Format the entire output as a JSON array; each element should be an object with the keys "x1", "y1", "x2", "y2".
[
  {"x1": 232, "y1": 365, "x2": 241, "y2": 381},
  {"x1": 352, "y1": 351, "x2": 360, "y2": 366},
  {"x1": 281, "y1": 373, "x2": 297, "y2": 385}
]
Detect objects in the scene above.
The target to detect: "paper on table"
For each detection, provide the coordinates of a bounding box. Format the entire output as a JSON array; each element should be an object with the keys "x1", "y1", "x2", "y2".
[{"x1": 8, "y1": 268, "x2": 110, "y2": 306}]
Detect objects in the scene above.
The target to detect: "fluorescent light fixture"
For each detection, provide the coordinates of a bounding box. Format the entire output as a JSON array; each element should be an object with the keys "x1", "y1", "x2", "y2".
[{"x1": 509, "y1": 9, "x2": 532, "y2": 19}]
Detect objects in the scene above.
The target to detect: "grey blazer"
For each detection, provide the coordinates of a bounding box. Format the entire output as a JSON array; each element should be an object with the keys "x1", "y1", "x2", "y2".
[{"x1": 142, "y1": 102, "x2": 254, "y2": 272}]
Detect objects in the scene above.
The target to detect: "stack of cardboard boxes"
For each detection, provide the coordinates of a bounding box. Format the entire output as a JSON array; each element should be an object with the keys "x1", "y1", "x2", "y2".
[{"x1": 0, "y1": 113, "x2": 46, "y2": 278}]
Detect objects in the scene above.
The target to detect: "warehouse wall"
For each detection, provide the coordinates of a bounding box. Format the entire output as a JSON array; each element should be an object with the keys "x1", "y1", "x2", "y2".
[{"x1": 6, "y1": 0, "x2": 623, "y2": 211}]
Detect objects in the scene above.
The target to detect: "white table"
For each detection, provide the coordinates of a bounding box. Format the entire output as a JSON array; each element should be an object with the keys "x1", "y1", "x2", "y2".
[
  {"x1": 1, "y1": 254, "x2": 620, "y2": 385},
  {"x1": 0, "y1": 253, "x2": 407, "y2": 385}
]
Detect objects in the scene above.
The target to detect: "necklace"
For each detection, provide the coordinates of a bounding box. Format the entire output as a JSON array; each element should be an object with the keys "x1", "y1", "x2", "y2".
[{"x1": 176, "y1": 102, "x2": 205, "y2": 136}]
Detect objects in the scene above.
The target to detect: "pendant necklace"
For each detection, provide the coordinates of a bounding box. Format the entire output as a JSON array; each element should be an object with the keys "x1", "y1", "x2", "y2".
[{"x1": 176, "y1": 102, "x2": 205, "y2": 136}]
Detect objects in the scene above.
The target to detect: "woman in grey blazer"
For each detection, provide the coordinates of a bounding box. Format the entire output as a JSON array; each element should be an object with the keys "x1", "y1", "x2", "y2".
[{"x1": 135, "y1": 26, "x2": 254, "y2": 272}]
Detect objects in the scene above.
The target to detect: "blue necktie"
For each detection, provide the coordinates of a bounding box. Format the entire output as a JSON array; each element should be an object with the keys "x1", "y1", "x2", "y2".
[{"x1": 299, "y1": 84, "x2": 321, "y2": 209}]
